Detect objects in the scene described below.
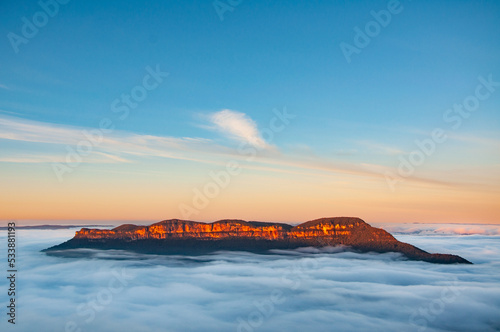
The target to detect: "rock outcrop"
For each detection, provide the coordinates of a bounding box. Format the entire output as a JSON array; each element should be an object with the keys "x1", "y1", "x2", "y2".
[{"x1": 43, "y1": 217, "x2": 472, "y2": 264}]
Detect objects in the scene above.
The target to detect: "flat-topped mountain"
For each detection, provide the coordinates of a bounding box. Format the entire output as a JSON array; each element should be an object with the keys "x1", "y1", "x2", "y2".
[{"x1": 43, "y1": 217, "x2": 471, "y2": 264}]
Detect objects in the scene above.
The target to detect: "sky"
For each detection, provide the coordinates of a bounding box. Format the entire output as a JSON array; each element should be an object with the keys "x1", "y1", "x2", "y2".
[{"x1": 0, "y1": 0, "x2": 499, "y2": 224}]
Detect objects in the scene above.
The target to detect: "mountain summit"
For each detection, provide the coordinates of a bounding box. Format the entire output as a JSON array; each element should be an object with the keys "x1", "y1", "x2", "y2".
[{"x1": 43, "y1": 217, "x2": 471, "y2": 264}]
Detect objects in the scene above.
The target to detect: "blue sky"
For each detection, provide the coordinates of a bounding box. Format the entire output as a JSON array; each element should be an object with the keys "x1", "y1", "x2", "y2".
[{"x1": 0, "y1": 0, "x2": 499, "y2": 223}]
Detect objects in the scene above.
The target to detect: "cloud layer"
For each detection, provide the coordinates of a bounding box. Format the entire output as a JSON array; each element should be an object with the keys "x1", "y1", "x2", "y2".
[
  {"x1": 0, "y1": 226, "x2": 499, "y2": 332},
  {"x1": 0, "y1": 114, "x2": 396, "y2": 182},
  {"x1": 378, "y1": 223, "x2": 500, "y2": 236},
  {"x1": 2, "y1": 114, "x2": 495, "y2": 193}
]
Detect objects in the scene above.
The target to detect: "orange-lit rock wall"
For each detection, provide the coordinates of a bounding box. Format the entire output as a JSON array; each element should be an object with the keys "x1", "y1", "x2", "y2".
[{"x1": 74, "y1": 219, "x2": 369, "y2": 242}]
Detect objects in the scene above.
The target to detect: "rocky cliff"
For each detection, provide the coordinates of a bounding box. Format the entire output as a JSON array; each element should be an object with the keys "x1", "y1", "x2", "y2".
[{"x1": 43, "y1": 217, "x2": 472, "y2": 264}]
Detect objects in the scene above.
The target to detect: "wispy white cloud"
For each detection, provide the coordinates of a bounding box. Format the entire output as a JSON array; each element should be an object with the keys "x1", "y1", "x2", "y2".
[
  {"x1": 0, "y1": 109, "x2": 24, "y2": 116},
  {"x1": 0, "y1": 153, "x2": 128, "y2": 164},
  {"x1": 403, "y1": 128, "x2": 500, "y2": 148},
  {"x1": 447, "y1": 132, "x2": 500, "y2": 148},
  {"x1": 356, "y1": 140, "x2": 405, "y2": 156},
  {"x1": 0, "y1": 116, "x2": 89, "y2": 145},
  {"x1": 209, "y1": 109, "x2": 271, "y2": 149},
  {"x1": 0, "y1": 115, "x2": 390, "y2": 182},
  {"x1": 0, "y1": 115, "x2": 231, "y2": 165}
]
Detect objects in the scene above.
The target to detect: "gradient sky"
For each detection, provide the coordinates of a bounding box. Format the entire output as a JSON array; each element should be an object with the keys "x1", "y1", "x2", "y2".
[{"x1": 1, "y1": 0, "x2": 499, "y2": 224}]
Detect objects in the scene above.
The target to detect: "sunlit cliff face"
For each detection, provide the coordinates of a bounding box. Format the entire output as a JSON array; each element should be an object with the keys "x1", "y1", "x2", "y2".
[
  {"x1": 74, "y1": 217, "x2": 391, "y2": 244},
  {"x1": 289, "y1": 221, "x2": 357, "y2": 238}
]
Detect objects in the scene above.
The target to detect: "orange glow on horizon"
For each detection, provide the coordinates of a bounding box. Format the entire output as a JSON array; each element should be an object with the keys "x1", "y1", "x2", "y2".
[{"x1": 1, "y1": 162, "x2": 499, "y2": 225}]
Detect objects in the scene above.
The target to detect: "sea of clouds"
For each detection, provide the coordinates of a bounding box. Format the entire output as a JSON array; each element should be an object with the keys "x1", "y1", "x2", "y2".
[
  {"x1": 376, "y1": 223, "x2": 500, "y2": 236},
  {"x1": 0, "y1": 224, "x2": 499, "y2": 332}
]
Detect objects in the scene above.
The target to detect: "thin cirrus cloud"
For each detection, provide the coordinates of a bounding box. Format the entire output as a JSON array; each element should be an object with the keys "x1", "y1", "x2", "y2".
[
  {"x1": 355, "y1": 140, "x2": 406, "y2": 156},
  {"x1": 0, "y1": 153, "x2": 128, "y2": 164},
  {"x1": 0, "y1": 115, "x2": 228, "y2": 164},
  {"x1": 0, "y1": 114, "x2": 412, "y2": 186},
  {"x1": 0, "y1": 114, "x2": 314, "y2": 174},
  {"x1": 0, "y1": 114, "x2": 487, "y2": 189}
]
